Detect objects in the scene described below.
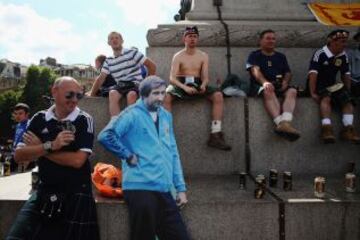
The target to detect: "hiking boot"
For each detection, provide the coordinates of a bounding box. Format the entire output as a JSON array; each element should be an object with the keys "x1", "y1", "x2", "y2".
[
  {"x1": 274, "y1": 121, "x2": 301, "y2": 142},
  {"x1": 341, "y1": 125, "x2": 360, "y2": 144},
  {"x1": 207, "y1": 132, "x2": 232, "y2": 151},
  {"x1": 321, "y1": 124, "x2": 336, "y2": 144}
]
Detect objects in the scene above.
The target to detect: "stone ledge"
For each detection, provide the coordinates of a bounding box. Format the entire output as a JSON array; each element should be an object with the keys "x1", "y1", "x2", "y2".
[
  {"x1": 80, "y1": 97, "x2": 246, "y2": 176},
  {"x1": 147, "y1": 21, "x2": 358, "y2": 48},
  {"x1": 1, "y1": 173, "x2": 360, "y2": 240}
]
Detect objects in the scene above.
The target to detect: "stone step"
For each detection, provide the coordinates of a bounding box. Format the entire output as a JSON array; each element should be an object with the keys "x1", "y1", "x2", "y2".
[
  {"x1": 1, "y1": 173, "x2": 359, "y2": 240},
  {"x1": 80, "y1": 97, "x2": 245, "y2": 175},
  {"x1": 249, "y1": 98, "x2": 360, "y2": 176},
  {"x1": 80, "y1": 97, "x2": 360, "y2": 176}
]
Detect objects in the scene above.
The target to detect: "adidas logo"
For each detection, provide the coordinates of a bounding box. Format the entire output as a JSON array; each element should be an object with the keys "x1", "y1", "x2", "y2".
[
  {"x1": 41, "y1": 128, "x2": 49, "y2": 134},
  {"x1": 323, "y1": 61, "x2": 329, "y2": 65}
]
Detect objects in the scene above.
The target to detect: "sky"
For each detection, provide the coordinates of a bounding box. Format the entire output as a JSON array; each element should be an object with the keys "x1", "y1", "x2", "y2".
[{"x1": 0, "y1": 0, "x2": 179, "y2": 66}]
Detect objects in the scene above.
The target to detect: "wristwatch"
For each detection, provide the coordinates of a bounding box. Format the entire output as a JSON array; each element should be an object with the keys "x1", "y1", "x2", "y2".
[{"x1": 43, "y1": 141, "x2": 53, "y2": 153}]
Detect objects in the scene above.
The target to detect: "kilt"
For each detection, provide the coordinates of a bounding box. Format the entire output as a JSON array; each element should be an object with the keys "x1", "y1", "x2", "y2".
[{"x1": 6, "y1": 187, "x2": 100, "y2": 240}]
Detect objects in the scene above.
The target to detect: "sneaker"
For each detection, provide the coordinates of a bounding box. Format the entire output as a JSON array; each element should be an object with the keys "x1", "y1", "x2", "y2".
[
  {"x1": 207, "y1": 132, "x2": 232, "y2": 151},
  {"x1": 341, "y1": 125, "x2": 360, "y2": 144},
  {"x1": 274, "y1": 121, "x2": 301, "y2": 142},
  {"x1": 321, "y1": 124, "x2": 336, "y2": 144}
]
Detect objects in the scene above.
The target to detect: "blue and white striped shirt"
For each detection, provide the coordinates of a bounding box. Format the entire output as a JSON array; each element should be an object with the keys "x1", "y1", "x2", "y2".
[{"x1": 101, "y1": 48, "x2": 146, "y2": 83}]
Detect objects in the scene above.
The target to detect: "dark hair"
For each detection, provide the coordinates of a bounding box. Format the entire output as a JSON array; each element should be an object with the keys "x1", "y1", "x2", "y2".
[
  {"x1": 13, "y1": 103, "x2": 30, "y2": 113},
  {"x1": 96, "y1": 55, "x2": 106, "y2": 65},
  {"x1": 259, "y1": 29, "x2": 275, "y2": 39},
  {"x1": 139, "y1": 76, "x2": 167, "y2": 98}
]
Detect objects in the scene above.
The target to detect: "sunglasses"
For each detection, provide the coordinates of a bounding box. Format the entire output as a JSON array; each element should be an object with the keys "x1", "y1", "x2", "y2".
[{"x1": 65, "y1": 91, "x2": 84, "y2": 100}]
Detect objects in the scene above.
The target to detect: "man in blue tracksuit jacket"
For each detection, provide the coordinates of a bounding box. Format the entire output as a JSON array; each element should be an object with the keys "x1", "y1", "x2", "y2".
[{"x1": 98, "y1": 76, "x2": 190, "y2": 240}]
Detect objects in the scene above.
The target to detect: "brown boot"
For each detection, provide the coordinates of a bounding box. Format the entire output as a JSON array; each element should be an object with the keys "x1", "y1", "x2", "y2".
[
  {"x1": 207, "y1": 132, "x2": 232, "y2": 151},
  {"x1": 274, "y1": 121, "x2": 301, "y2": 141},
  {"x1": 341, "y1": 125, "x2": 360, "y2": 144},
  {"x1": 321, "y1": 124, "x2": 336, "y2": 144}
]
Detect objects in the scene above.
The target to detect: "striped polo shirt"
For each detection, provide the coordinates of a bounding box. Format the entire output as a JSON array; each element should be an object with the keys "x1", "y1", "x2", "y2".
[{"x1": 101, "y1": 48, "x2": 146, "y2": 83}]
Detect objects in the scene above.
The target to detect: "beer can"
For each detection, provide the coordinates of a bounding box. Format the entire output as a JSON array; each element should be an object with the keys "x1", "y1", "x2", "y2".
[
  {"x1": 345, "y1": 173, "x2": 356, "y2": 193},
  {"x1": 347, "y1": 162, "x2": 355, "y2": 173},
  {"x1": 254, "y1": 188, "x2": 265, "y2": 199},
  {"x1": 31, "y1": 167, "x2": 39, "y2": 191},
  {"x1": 314, "y1": 176, "x2": 326, "y2": 198},
  {"x1": 4, "y1": 160, "x2": 10, "y2": 176},
  {"x1": 283, "y1": 171, "x2": 292, "y2": 191},
  {"x1": 239, "y1": 172, "x2": 247, "y2": 190},
  {"x1": 256, "y1": 174, "x2": 266, "y2": 186},
  {"x1": 254, "y1": 174, "x2": 266, "y2": 199},
  {"x1": 269, "y1": 169, "x2": 278, "y2": 188}
]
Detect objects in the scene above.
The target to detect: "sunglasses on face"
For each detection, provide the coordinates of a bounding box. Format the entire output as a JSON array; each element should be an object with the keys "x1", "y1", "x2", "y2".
[{"x1": 65, "y1": 91, "x2": 84, "y2": 100}]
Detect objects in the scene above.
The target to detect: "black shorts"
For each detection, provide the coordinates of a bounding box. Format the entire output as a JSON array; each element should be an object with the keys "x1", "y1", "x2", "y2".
[
  {"x1": 99, "y1": 81, "x2": 139, "y2": 97},
  {"x1": 255, "y1": 85, "x2": 297, "y2": 98},
  {"x1": 319, "y1": 87, "x2": 354, "y2": 107}
]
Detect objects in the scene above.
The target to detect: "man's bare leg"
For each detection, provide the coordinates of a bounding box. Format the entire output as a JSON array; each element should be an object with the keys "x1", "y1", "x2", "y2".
[
  {"x1": 163, "y1": 94, "x2": 174, "y2": 112},
  {"x1": 127, "y1": 91, "x2": 138, "y2": 106},
  {"x1": 109, "y1": 90, "x2": 122, "y2": 117},
  {"x1": 263, "y1": 88, "x2": 281, "y2": 122},
  {"x1": 320, "y1": 96, "x2": 332, "y2": 119},
  {"x1": 208, "y1": 91, "x2": 223, "y2": 121},
  {"x1": 264, "y1": 88, "x2": 300, "y2": 141},
  {"x1": 282, "y1": 88, "x2": 297, "y2": 114}
]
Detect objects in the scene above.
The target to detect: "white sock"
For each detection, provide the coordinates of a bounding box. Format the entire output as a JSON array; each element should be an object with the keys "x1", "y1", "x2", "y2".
[
  {"x1": 281, "y1": 112, "x2": 293, "y2": 122},
  {"x1": 211, "y1": 120, "x2": 222, "y2": 133},
  {"x1": 342, "y1": 114, "x2": 354, "y2": 126},
  {"x1": 321, "y1": 118, "x2": 331, "y2": 125},
  {"x1": 273, "y1": 115, "x2": 282, "y2": 125}
]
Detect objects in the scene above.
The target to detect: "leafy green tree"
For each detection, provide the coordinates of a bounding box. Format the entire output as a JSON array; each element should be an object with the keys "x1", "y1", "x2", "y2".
[
  {"x1": 0, "y1": 66, "x2": 56, "y2": 140},
  {"x1": 21, "y1": 65, "x2": 56, "y2": 112},
  {"x1": 0, "y1": 89, "x2": 21, "y2": 141}
]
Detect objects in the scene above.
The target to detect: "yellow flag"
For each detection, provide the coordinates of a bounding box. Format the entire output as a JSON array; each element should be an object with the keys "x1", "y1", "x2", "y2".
[{"x1": 308, "y1": 3, "x2": 360, "y2": 26}]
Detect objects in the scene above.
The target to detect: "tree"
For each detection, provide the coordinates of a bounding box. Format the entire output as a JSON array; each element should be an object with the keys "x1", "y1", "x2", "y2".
[
  {"x1": 0, "y1": 90, "x2": 21, "y2": 141},
  {"x1": 0, "y1": 66, "x2": 56, "y2": 141},
  {"x1": 21, "y1": 65, "x2": 56, "y2": 112}
]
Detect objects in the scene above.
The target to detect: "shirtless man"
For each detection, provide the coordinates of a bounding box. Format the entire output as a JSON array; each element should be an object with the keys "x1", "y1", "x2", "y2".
[{"x1": 164, "y1": 26, "x2": 231, "y2": 151}]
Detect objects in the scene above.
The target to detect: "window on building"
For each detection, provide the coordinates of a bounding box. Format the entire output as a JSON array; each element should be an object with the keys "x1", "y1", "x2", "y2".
[{"x1": 0, "y1": 62, "x2": 5, "y2": 74}]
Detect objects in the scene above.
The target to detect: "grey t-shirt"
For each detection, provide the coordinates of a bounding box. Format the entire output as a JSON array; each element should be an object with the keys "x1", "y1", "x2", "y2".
[{"x1": 347, "y1": 48, "x2": 360, "y2": 82}]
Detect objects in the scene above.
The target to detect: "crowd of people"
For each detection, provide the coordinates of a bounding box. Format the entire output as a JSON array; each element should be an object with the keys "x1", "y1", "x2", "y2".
[{"x1": 5, "y1": 26, "x2": 360, "y2": 240}]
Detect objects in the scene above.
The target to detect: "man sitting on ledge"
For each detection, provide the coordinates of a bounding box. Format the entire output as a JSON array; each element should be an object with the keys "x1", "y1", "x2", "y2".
[
  {"x1": 89, "y1": 31, "x2": 156, "y2": 117},
  {"x1": 246, "y1": 29, "x2": 300, "y2": 141},
  {"x1": 163, "y1": 26, "x2": 231, "y2": 151},
  {"x1": 308, "y1": 29, "x2": 360, "y2": 144}
]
